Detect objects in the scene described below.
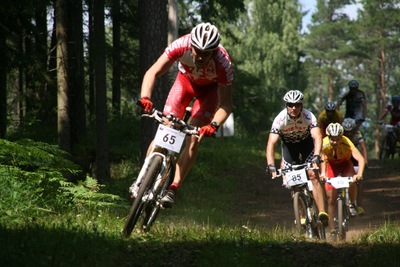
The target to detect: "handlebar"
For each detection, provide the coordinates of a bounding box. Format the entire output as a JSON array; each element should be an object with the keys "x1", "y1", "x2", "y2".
[
  {"x1": 275, "y1": 162, "x2": 318, "y2": 179},
  {"x1": 137, "y1": 100, "x2": 199, "y2": 136}
]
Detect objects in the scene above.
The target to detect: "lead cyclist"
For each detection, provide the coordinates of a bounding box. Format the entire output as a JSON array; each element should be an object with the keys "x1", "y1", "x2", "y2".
[{"x1": 135, "y1": 22, "x2": 233, "y2": 208}]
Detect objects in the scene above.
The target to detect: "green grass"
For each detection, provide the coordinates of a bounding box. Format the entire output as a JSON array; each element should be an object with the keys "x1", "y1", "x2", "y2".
[{"x1": 1, "y1": 134, "x2": 400, "y2": 266}]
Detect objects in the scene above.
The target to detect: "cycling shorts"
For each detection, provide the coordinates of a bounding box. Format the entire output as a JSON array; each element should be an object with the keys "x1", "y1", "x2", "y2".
[
  {"x1": 282, "y1": 135, "x2": 314, "y2": 169},
  {"x1": 325, "y1": 161, "x2": 355, "y2": 191},
  {"x1": 163, "y1": 71, "x2": 219, "y2": 124}
]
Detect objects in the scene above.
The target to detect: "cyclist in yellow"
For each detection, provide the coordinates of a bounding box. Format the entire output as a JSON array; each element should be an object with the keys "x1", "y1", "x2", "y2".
[
  {"x1": 320, "y1": 123, "x2": 365, "y2": 239},
  {"x1": 317, "y1": 101, "x2": 344, "y2": 138},
  {"x1": 342, "y1": 118, "x2": 368, "y2": 216}
]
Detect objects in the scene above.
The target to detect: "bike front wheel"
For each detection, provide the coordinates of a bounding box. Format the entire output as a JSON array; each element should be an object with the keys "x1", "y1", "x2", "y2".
[
  {"x1": 337, "y1": 198, "x2": 346, "y2": 241},
  {"x1": 122, "y1": 155, "x2": 163, "y2": 237},
  {"x1": 141, "y1": 160, "x2": 175, "y2": 232},
  {"x1": 293, "y1": 192, "x2": 307, "y2": 236}
]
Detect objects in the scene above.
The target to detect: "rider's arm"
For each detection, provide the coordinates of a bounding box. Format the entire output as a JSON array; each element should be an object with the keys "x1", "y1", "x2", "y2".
[
  {"x1": 361, "y1": 96, "x2": 367, "y2": 119},
  {"x1": 351, "y1": 147, "x2": 365, "y2": 180},
  {"x1": 140, "y1": 54, "x2": 175, "y2": 98},
  {"x1": 379, "y1": 109, "x2": 389, "y2": 122},
  {"x1": 310, "y1": 126, "x2": 323, "y2": 156},
  {"x1": 266, "y1": 133, "x2": 279, "y2": 176},
  {"x1": 211, "y1": 84, "x2": 233, "y2": 126},
  {"x1": 360, "y1": 141, "x2": 368, "y2": 166},
  {"x1": 319, "y1": 153, "x2": 327, "y2": 179}
]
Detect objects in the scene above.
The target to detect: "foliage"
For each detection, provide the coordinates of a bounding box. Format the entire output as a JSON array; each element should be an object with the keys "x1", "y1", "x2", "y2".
[{"x1": 0, "y1": 139, "x2": 124, "y2": 225}]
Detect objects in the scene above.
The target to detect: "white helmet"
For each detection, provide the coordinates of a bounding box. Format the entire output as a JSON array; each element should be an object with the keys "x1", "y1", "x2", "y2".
[
  {"x1": 283, "y1": 90, "x2": 304, "y2": 103},
  {"x1": 324, "y1": 101, "x2": 337, "y2": 111},
  {"x1": 191, "y1": 23, "x2": 220, "y2": 51},
  {"x1": 326, "y1": 123, "x2": 344, "y2": 137},
  {"x1": 342, "y1": 118, "x2": 356, "y2": 131}
]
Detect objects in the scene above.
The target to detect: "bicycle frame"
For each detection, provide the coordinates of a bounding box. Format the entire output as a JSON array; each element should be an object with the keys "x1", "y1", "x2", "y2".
[{"x1": 326, "y1": 176, "x2": 353, "y2": 241}]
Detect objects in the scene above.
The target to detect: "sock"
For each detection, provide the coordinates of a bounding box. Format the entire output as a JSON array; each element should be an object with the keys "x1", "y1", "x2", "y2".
[{"x1": 168, "y1": 182, "x2": 180, "y2": 194}]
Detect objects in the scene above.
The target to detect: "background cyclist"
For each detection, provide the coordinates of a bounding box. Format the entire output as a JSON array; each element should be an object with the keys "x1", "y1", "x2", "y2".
[
  {"x1": 265, "y1": 90, "x2": 329, "y2": 226},
  {"x1": 138, "y1": 22, "x2": 233, "y2": 208},
  {"x1": 317, "y1": 100, "x2": 344, "y2": 138},
  {"x1": 320, "y1": 123, "x2": 365, "y2": 239},
  {"x1": 337, "y1": 80, "x2": 367, "y2": 130},
  {"x1": 342, "y1": 118, "x2": 368, "y2": 216},
  {"x1": 379, "y1": 96, "x2": 400, "y2": 145}
]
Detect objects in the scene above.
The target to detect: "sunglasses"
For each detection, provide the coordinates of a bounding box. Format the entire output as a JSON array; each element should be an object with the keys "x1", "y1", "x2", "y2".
[{"x1": 286, "y1": 103, "x2": 302, "y2": 108}]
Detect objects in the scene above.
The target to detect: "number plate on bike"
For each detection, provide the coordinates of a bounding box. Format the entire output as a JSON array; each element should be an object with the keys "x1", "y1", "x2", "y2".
[
  {"x1": 285, "y1": 169, "x2": 308, "y2": 187},
  {"x1": 329, "y1": 177, "x2": 350, "y2": 189},
  {"x1": 154, "y1": 125, "x2": 185, "y2": 153}
]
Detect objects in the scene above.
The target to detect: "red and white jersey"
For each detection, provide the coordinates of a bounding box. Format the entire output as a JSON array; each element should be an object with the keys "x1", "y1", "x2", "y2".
[
  {"x1": 164, "y1": 34, "x2": 233, "y2": 87},
  {"x1": 270, "y1": 108, "x2": 319, "y2": 144}
]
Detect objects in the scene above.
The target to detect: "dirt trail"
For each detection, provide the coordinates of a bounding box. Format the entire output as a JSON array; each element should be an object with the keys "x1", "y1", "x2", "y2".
[{"x1": 232, "y1": 159, "x2": 400, "y2": 240}]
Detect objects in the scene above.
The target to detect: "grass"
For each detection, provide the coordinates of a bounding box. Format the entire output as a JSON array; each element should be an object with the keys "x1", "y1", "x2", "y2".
[{"x1": 1, "y1": 133, "x2": 400, "y2": 266}]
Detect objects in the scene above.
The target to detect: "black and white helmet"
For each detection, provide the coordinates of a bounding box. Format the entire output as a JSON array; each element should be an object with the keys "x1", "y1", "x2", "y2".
[
  {"x1": 190, "y1": 23, "x2": 221, "y2": 51},
  {"x1": 348, "y1": 79, "x2": 359, "y2": 88},
  {"x1": 283, "y1": 90, "x2": 304, "y2": 103},
  {"x1": 342, "y1": 118, "x2": 356, "y2": 131},
  {"x1": 325, "y1": 101, "x2": 337, "y2": 111},
  {"x1": 326, "y1": 123, "x2": 344, "y2": 137}
]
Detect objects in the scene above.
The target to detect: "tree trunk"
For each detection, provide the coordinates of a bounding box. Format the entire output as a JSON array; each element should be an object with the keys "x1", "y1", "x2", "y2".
[
  {"x1": 112, "y1": 0, "x2": 121, "y2": 117},
  {"x1": 56, "y1": 0, "x2": 71, "y2": 153},
  {"x1": 138, "y1": 0, "x2": 168, "y2": 163},
  {"x1": 0, "y1": 22, "x2": 7, "y2": 139},
  {"x1": 68, "y1": 0, "x2": 86, "y2": 150},
  {"x1": 93, "y1": 0, "x2": 110, "y2": 182},
  {"x1": 168, "y1": 0, "x2": 178, "y2": 77}
]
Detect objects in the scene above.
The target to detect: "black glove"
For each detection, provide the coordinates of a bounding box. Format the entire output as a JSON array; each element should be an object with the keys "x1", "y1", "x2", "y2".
[
  {"x1": 311, "y1": 155, "x2": 322, "y2": 164},
  {"x1": 266, "y1": 164, "x2": 276, "y2": 175}
]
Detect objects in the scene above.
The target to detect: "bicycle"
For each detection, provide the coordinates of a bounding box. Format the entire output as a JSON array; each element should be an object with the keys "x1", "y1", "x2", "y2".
[
  {"x1": 325, "y1": 176, "x2": 354, "y2": 241},
  {"x1": 275, "y1": 162, "x2": 326, "y2": 240},
  {"x1": 378, "y1": 123, "x2": 400, "y2": 159},
  {"x1": 122, "y1": 106, "x2": 198, "y2": 237}
]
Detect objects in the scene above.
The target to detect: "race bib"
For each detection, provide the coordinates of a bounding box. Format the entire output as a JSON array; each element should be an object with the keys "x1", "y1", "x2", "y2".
[
  {"x1": 284, "y1": 169, "x2": 308, "y2": 188},
  {"x1": 328, "y1": 177, "x2": 350, "y2": 189},
  {"x1": 154, "y1": 125, "x2": 186, "y2": 153}
]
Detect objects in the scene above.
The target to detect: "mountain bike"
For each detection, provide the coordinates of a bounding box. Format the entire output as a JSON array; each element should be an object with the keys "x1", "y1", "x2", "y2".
[
  {"x1": 122, "y1": 106, "x2": 198, "y2": 237},
  {"x1": 325, "y1": 176, "x2": 354, "y2": 241},
  {"x1": 275, "y1": 162, "x2": 326, "y2": 240},
  {"x1": 379, "y1": 123, "x2": 400, "y2": 159}
]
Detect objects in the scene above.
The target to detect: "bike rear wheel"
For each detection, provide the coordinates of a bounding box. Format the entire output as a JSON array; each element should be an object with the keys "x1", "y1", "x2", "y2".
[{"x1": 122, "y1": 155, "x2": 163, "y2": 237}]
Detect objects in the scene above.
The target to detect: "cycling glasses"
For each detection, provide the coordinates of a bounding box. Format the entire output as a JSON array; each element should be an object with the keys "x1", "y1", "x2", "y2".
[{"x1": 286, "y1": 103, "x2": 302, "y2": 108}]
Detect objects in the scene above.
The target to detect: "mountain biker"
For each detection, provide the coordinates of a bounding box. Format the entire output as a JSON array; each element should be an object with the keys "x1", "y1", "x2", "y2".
[
  {"x1": 379, "y1": 96, "x2": 400, "y2": 145},
  {"x1": 317, "y1": 101, "x2": 344, "y2": 138},
  {"x1": 265, "y1": 90, "x2": 329, "y2": 226},
  {"x1": 320, "y1": 123, "x2": 365, "y2": 238},
  {"x1": 137, "y1": 22, "x2": 233, "y2": 208},
  {"x1": 379, "y1": 96, "x2": 400, "y2": 126},
  {"x1": 337, "y1": 80, "x2": 367, "y2": 130},
  {"x1": 342, "y1": 118, "x2": 368, "y2": 216}
]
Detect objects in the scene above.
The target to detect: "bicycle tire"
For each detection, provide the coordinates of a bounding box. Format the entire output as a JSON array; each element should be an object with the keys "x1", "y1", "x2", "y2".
[
  {"x1": 122, "y1": 155, "x2": 163, "y2": 237},
  {"x1": 337, "y1": 198, "x2": 346, "y2": 240},
  {"x1": 141, "y1": 160, "x2": 175, "y2": 232},
  {"x1": 293, "y1": 192, "x2": 307, "y2": 236}
]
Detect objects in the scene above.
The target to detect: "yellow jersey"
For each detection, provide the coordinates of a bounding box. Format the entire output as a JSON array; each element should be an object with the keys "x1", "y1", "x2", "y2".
[
  {"x1": 322, "y1": 135, "x2": 355, "y2": 165},
  {"x1": 317, "y1": 110, "x2": 344, "y2": 136}
]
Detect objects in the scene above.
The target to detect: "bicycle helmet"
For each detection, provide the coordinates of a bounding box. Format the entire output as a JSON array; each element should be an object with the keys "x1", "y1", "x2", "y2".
[
  {"x1": 190, "y1": 23, "x2": 221, "y2": 51},
  {"x1": 326, "y1": 123, "x2": 344, "y2": 137},
  {"x1": 325, "y1": 101, "x2": 337, "y2": 111},
  {"x1": 392, "y1": 96, "x2": 400, "y2": 103},
  {"x1": 348, "y1": 79, "x2": 359, "y2": 88},
  {"x1": 342, "y1": 118, "x2": 356, "y2": 131},
  {"x1": 283, "y1": 90, "x2": 304, "y2": 103}
]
